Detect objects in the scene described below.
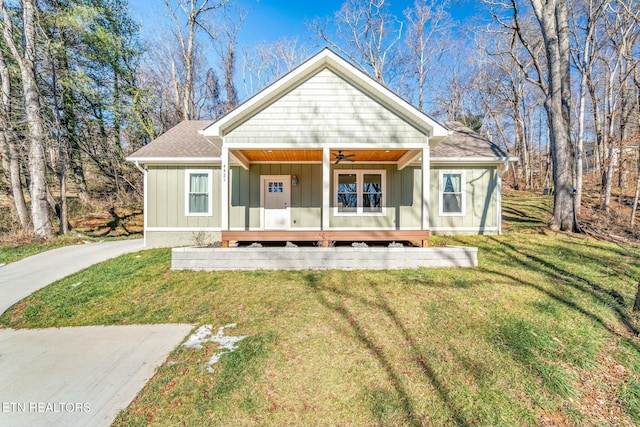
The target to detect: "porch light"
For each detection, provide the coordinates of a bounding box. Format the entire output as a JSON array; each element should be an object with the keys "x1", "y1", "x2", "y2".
[{"x1": 292, "y1": 175, "x2": 298, "y2": 186}]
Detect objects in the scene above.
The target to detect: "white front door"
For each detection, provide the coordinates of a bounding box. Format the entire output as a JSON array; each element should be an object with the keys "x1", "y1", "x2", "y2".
[{"x1": 261, "y1": 176, "x2": 291, "y2": 230}]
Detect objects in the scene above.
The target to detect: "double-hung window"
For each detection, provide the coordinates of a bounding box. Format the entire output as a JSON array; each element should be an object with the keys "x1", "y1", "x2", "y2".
[
  {"x1": 335, "y1": 170, "x2": 385, "y2": 216},
  {"x1": 185, "y1": 169, "x2": 213, "y2": 216},
  {"x1": 439, "y1": 171, "x2": 465, "y2": 216}
]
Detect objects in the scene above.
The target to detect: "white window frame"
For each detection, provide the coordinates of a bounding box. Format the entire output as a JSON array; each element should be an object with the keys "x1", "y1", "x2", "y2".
[
  {"x1": 185, "y1": 169, "x2": 213, "y2": 217},
  {"x1": 439, "y1": 170, "x2": 466, "y2": 217},
  {"x1": 333, "y1": 170, "x2": 386, "y2": 216}
]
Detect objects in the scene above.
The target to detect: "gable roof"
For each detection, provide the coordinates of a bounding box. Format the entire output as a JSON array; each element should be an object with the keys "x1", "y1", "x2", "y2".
[
  {"x1": 203, "y1": 48, "x2": 449, "y2": 143},
  {"x1": 127, "y1": 120, "x2": 217, "y2": 162},
  {"x1": 431, "y1": 121, "x2": 512, "y2": 162}
]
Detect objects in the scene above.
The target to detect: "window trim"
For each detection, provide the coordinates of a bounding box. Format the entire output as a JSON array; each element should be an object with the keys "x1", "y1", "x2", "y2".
[
  {"x1": 439, "y1": 170, "x2": 466, "y2": 217},
  {"x1": 333, "y1": 169, "x2": 386, "y2": 216},
  {"x1": 184, "y1": 169, "x2": 213, "y2": 217}
]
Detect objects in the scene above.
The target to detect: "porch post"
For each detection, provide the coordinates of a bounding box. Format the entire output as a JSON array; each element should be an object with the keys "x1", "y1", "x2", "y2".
[
  {"x1": 421, "y1": 144, "x2": 430, "y2": 242},
  {"x1": 322, "y1": 147, "x2": 330, "y2": 232},
  {"x1": 221, "y1": 145, "x2": 229, "y2": 236}
]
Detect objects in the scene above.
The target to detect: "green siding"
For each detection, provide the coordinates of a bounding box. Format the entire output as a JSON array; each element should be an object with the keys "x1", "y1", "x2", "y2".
[
  {"x1": 228, "y1": 164, "x2": 422, "y2": 230},
  {"x1": 229, "y1": 164, "x2": 323, "y2": 229},
  {"x1": 146, "y1": 230, "x2": 222, "y2": 248},
  {"x1": 429, "y1": 166, "x2": 498, "y2": 231},
  {"x1": 147, "y1": 166, "x2": 221, "y2": 228},
  {"x1": 145, "y1": 164, "x2": 498, "y2": 238},
  {"x1": 330, "y1": 164, "x2": 421, "y2": 229}
]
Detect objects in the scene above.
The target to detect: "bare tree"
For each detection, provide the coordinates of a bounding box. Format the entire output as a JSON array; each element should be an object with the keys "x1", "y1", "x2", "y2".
[
  {"x1": 1, "y1": 0, "x2": 54, "y2": 239},
  {"x1": 310, "y1": 0, "x2": 403, "y2": 84},
  {"x1": 490, "y1": 0, "x2": 577, "y2": 231},
  {"x1": 596, "y1": 2, "x2": 639, "y2": 212},
  {"x1": 476, "y1": 23, "x2": 539, "y2": 190},
  {"x1": 569, "y1": 0, "x2": 609, "y2": 213},
  {"x1": 529, "y1": 0, "x2": 577, "y2": 231},
  {"x1": 214, "y1": 4, "x2": 246, "y2": 115},
  {"x1": 241, "y1": 37, "x2": 311, "y2": 97},
  {"x1": 164, "y1": 0, "x2": 229, "y2": 120},
  {"x1": 403, "y1": 0, "x2": 452, "y2": 112}
]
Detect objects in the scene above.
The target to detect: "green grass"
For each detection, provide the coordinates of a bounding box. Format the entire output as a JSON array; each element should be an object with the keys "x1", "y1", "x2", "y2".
[{"x1": 2, "y1": 191, "x2": 640, "y2": 426}]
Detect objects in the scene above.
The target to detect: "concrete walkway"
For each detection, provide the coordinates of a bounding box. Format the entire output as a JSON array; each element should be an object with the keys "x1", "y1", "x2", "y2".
[
  {"x1": 0, "y1": 324, "x2": 192, "y2": 427},
  {"x1": 0, "y1": 240, "x2": 193, "y2": 427}
]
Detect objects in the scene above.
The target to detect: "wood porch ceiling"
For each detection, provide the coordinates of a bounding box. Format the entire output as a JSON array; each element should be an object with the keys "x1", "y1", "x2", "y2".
[{"x1": 235, "y1": 149, "x2": 410, "y2": 162}]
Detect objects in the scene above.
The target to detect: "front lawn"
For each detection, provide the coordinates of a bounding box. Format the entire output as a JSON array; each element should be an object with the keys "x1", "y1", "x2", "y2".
[{"x1": 1, "y1": 192, "x2": 640, "y2": 426}]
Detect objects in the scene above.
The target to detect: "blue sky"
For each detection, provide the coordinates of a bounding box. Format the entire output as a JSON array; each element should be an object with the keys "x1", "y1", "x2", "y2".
[{"x1": 131, "y1": 0, "x2": 484, "y2": 47}]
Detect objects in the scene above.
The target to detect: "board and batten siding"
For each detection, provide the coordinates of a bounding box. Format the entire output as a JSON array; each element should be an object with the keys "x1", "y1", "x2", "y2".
[
  {"x1": 230, "y1": 164, "x2": 323, "y2": 229},
  {"x1": 429, "y1": 166, "x2": 499, "y2": 233},
  {"x1": 146, "y1": 166, "x2": 221, "y2": 247},
  {"x1": 331, "y1": 164, "x2": 422, "y2": 229},
  {"x1": 229, "y1": 164, "x2": 423, "y2": 230},
  {"x1": 224, "y1": 68, "x2": 426, "y2": 145}
]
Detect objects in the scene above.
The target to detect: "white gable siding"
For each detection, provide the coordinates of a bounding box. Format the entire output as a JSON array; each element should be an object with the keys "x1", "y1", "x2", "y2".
[{"x1": 225, "y1": 68, "x2": 426, "y2": 145}]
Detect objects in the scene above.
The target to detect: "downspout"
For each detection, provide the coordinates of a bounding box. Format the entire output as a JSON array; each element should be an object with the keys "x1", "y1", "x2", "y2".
[
  {"x1": 134, "y1": 160, "x2": 148, "y2": 247},
  {"x1": 497, "y1": 158, "x2": 511, "y2": 235}
]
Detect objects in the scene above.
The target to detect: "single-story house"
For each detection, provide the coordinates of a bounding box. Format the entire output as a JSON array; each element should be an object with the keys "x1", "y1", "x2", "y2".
[{"x1": 127, "y1": 48, "x2": 515, "y2": 248}]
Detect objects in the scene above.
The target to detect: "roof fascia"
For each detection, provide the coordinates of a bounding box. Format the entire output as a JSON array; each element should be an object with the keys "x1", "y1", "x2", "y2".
[
  {"x1": 126, "y1": 157, "x2": 221, "y2": 165},
  {"x1": 428, "y1": 156, "x2": 519, "y2": 165}
]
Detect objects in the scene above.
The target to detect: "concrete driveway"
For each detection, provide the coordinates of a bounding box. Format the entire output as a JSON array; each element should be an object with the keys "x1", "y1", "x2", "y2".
[
  {"x1": 0, "y1": 239, "x2": 144, "y2": 316},
  {"x1": 0, "y1": 240, "x2": 193, "y2": 427}
]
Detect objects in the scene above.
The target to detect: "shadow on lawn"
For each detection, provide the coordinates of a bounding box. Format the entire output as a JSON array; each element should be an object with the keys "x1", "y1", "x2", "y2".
[
  {"x1": 481, "y1": 237, "x2": 639, "y2": 340},
  {"x1": 304, "y1": 273, "x2": 471, "y2": 427}
]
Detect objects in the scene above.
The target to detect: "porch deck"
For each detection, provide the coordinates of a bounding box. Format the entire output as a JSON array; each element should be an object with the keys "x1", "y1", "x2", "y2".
[{"x1": 221, "y1": 230, "x2": 430, "y2": 247}]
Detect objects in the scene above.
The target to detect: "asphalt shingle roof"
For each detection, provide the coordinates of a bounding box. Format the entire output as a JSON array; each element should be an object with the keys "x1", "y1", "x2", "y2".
[
  {"x1": 433, "y1": 121, "x2": 510, "y2": 159},
  {"x1": 128, "y1": 120, "x2": 218, "y2": 159}
]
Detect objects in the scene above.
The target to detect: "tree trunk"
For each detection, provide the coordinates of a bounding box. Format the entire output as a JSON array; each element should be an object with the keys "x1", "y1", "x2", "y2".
[
  {"x1": 50, "y1": 40, "x2": 68, "y2": 234},
  {"x1": 56, "y1": 35, "x2": 89, "y2": 205},
  {"x1": 0, "y1": 51, "x2": 30, "y2": 228},
  {"x1": 514, "y1": 88, "x2": 530, "y2": 190},
  {"x1": 530, "y1": 0, "x2": 577, "y2": 232},
  {"x1": 1, "y1": 0, "x2": 54, "y2": 239},
  {"x1": 182, "y1": 14, "x2": 196, "y2": 120},
  {"x1": 23, "y1": 0, "x2": 54, "y2": 239},
  {"x1": 631, "y1": 149, "x2": 640, "y2": 226},
  {"x1": 576, "y1": 70, "x2": 587, "y2": 214}
]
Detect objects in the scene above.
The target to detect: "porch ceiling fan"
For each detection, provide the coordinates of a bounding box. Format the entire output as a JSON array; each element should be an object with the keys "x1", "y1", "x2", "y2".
[{"x1": 333, "y1": 150, "x2": 355, "y2": 164}]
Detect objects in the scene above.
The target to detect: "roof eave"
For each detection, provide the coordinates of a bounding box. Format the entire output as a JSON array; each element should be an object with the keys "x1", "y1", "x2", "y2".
[
  {"x1": 126, "y1": 157, "x2": 222, "y2": 164},
  {"x1": 428, "y1": 156, "x2": 519, "y2": 164}
]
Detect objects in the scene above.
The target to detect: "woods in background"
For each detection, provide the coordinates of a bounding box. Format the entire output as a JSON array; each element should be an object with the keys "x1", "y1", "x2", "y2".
[{"x1": 0, "y1": 0, "x2": 639, "y2": 239}]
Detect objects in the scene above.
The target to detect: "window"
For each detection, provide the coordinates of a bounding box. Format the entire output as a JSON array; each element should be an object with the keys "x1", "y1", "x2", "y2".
[
  {"x1": 337, "y1": 173, "x2": 358, "y2": 213},
  {"x1": 363, "y1": 173, "x2": 382, "y2": 213},
  {"x1": 268, "y1": 182, "x2": 284, "y2": 193},
  {"x1": 440, "y1": 171, "x2": 465, "y2": 216},
  {"x1": 185, "y1": 170, "x2": 212, "y2": 216},
  {"x1": 335, "y1": 170, "x2": 385, "y2": 215}
]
